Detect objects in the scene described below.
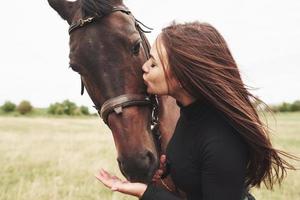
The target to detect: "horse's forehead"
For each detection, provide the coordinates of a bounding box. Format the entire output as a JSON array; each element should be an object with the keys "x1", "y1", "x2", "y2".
[
  {"x1": 68, "y1": 9, "x2": 140, "y2": 66},
  {"x1": 109, "y1": 12, "x2": 135, "y2": 30},
  {"x1": 71, "y1": 8, "x2": 83, "y2": 22}
]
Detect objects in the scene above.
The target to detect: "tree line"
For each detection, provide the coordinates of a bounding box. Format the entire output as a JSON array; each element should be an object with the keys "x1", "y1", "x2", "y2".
[
  {"x1": 0, "y1": 100, "x2": 93, "y2": 116},
  {"x1": 269, "y1": 100, "x2": 300, "y2": 112},
  {"x1": 1, "y1": 99, "x2": 300, "y2": 116}
]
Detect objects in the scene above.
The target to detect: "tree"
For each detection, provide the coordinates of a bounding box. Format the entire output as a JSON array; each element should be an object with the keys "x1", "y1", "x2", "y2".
[
  {"x1": 80, "y1": 106, "x2": 90, "y2": 115},
  {"x1": 290, "y1": 100, "x2": 300, "y2": 112},
  {"x1": 1, "y1": 101, "x2": 16, "y2": 113},
  {"x1": 48, "y1": 103, "x2": 64, "y2": 115},
  {"x1": 17, "y1": 101, "x2": 33, "y2": 114},
  {"x1": 47, "y1": 100, "x2": 88, "y2": 116},
  {"x1": 62, "y1": 100, "x2": 77, "y2": 115},
  {"x1": 278, "y1": 102, "x2": 291, "y2": 112}
]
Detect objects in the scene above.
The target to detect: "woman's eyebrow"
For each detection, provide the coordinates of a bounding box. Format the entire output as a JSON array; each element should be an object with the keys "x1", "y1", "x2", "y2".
[{"x1": 150, "y1": 54, "x2": 156, "y2": 61}]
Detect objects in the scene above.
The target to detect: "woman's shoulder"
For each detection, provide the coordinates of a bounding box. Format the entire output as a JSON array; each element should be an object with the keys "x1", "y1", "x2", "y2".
[
  {"x1": 192, "y1": 106, "x2": 234, "y2": 136},
  {"x1": 195, "y1": 108, "x2": 248, "y2": 153}
]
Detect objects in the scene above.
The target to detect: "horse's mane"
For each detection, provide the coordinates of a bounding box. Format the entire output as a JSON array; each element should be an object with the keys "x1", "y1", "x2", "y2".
[{"x1": 81, "y1": 0, "x2": 122, "y2": 17}]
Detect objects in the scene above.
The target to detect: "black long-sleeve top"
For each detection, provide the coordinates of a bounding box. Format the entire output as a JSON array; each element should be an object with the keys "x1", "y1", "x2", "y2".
[{"x1": 141, "y1": 99, "x2": 249, "y2": 200}]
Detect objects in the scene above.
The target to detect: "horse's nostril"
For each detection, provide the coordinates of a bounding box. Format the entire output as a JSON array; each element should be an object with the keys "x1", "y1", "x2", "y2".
[
  {"x1": 117, "y1": 151, "x2": 158, "y2": 183},
  {"x1": 117, "y1": 158, "x2": 123, "y2": 171},
  {"x1": 143, "y1": 150, "x2": 155, "y2": 165},
  {"x1": 117, "y1": 158, "x2": 121, "y2": 166},
  {"x1": 117, "y1": 158, "x2": 128, "y2": 178}
]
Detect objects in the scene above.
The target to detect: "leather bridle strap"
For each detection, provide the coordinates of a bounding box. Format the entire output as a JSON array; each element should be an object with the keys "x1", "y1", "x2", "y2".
[
  {"x1": 68, "y1": 6, "x2": 131, "y2": 34},
  {"x1": 96, "y1": 94, "x2": 152, "y2": 124},
  {"x1": 69, "y1": 16, "x2": 95, "y2": 34}
]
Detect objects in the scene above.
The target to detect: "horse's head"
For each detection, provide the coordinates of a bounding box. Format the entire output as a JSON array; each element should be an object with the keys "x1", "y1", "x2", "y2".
[{"x1": 48, "y1": 0, "x2": 159, "y2": 183}]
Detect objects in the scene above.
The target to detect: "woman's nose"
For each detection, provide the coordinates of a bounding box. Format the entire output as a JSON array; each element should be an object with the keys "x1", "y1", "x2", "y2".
[{"x1": 142, "y1": 61, "x2": 150, "y2": 73}]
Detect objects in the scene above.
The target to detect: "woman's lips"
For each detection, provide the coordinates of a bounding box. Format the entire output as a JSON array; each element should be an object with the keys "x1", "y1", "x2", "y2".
[{"x1": 143, "y1": 74, "x2": 150, "y2": 87}]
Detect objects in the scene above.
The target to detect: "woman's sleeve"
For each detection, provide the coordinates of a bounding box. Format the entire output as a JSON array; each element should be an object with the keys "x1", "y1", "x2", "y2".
[
  {"x1": 198, "y1": 137, "x2": 248, "y2": 200},
  {"x1": 140, "y1": 182, "x2": 182, "y2": 200}
]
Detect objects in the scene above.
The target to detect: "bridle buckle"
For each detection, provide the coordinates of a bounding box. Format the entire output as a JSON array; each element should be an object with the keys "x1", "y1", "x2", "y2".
[{"x1": 79, "y1": 17, "x2": 94, "y2": 27}]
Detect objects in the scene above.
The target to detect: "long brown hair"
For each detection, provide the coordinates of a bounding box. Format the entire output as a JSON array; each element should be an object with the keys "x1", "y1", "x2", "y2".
[{"x1": 157, "y1": 21, "x2": 296, "y2": 189}]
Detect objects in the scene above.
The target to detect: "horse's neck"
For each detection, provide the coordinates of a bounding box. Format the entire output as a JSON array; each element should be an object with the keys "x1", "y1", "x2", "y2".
[{"x1": 158, "y1": 95, "x2": 180, "y2": 153}]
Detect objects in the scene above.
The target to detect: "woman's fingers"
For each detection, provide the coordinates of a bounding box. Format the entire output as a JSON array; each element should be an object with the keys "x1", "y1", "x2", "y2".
[
  {"x1": 160, "y1": 155, "x2": 166, "y2": 163},
  {"x1": 152, "y1": 169, "x2": 164, "y2": 181},
  {"x1": 95, "y1": 168, "x2": 147, "y2": 197},
  {"x1": 158, "y1": 169, "x2": 164, "y2": 175},
  {"x1": 96, "y1": 169, "x2": 121, "y2": 188},
  {"x1": 101, "y1": 168, "x2": 114, "y2": 179},
  {"x1": 159, "y1": 155, "x2": 166, "y2": 168},
  {"x1": 154, "y1": 169, "x2": 164, "y2": 177},
  {"x1": 95, "y1": 170, "x2": 110, "y2": 187},
  {"x1": 151, "y1": 155, "x2": 168, "y2": 182}
]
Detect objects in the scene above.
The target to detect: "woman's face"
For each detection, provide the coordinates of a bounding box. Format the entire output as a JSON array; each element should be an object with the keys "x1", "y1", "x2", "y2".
[{"x1": 142, "y1": 38, "x2": 175, "y2": 95}]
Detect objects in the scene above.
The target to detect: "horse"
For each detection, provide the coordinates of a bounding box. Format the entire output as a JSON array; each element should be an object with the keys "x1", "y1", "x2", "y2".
[{"x1": 48, "y1": 0, "x2": 180, "y2": 185}]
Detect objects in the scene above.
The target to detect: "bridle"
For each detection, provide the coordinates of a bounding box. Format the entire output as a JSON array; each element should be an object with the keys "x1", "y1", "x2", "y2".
[{"x1": 68, "y1": 5, "x2": 160, "y2": 137}]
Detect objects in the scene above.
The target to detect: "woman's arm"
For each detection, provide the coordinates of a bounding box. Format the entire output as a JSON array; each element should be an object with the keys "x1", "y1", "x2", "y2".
[{"x1": 95, "y1": 168, "x2": 182, "y2": 199}]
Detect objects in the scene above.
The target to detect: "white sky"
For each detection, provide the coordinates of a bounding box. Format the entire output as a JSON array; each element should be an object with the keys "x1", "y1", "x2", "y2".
[{"x1": 0, "y1": 0, "x2": 299, "y2": 109}]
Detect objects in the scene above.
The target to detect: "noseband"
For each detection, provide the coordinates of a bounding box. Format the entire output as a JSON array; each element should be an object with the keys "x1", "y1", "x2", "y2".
[{"x1": 68, "y1": 6, "x2": 159, "y2": 128}]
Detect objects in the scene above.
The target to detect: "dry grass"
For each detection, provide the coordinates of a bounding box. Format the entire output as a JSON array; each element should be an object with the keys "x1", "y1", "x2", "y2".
[
  {"x1": 0, "y1": 117, "x2": 134, "y2": 200},
  {"x1": 0, "y1": 113, "x2": 299, "y2": 200}
]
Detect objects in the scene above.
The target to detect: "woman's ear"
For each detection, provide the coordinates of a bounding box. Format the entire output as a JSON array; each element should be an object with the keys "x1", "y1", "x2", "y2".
[{"x1": 48, "y1": 0, "x2": 80, "y2": 24}]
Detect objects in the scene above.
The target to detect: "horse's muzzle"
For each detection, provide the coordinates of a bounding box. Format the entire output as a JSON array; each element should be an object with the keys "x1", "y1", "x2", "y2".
[{"x1": 117, "y1": 150, "x2": 159, "y2": 183}]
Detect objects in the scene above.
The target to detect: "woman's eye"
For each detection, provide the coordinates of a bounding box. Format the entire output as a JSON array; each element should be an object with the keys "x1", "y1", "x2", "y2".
[
  {"x1": 132, "y1": 41, "x2": 141, "y2": 55},
  {"x1": 151, "y1": 64, "x2": 156, "y2": 68}
]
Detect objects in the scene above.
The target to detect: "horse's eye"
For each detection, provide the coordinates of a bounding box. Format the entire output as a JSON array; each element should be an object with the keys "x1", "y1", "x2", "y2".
[{"x1": 132, "y1": 41, "x2": 141, "y2": 56}]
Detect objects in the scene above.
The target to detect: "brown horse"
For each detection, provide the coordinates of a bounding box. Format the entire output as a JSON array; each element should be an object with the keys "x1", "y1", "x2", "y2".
[{"x1": 48, "y1": 0, "x2": 180, "y2": 184}]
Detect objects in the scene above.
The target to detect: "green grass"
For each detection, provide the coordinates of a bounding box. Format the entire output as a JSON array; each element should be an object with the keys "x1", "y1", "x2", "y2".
[
  {"x1": 251, "y1": 112, "x2": 300, "y2": 199},
  {"x1": 0, "y1": 113, "x2": 299, "y2": 200}
]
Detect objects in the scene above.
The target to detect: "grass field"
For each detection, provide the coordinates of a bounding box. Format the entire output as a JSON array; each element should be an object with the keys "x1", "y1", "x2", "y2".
[{"x1": 0, "y1": 113, "x2": 299, "y2": 200}]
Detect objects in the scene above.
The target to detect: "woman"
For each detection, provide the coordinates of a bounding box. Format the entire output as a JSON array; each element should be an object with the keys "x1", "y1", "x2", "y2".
[{"x1": 95, "y1": 22, "x2": 295, "y2": 200}]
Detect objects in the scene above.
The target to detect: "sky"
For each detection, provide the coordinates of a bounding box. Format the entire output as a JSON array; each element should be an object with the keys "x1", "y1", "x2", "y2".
[{"x1": 0, "y1": 0, "x2": 299, "y2": 110}]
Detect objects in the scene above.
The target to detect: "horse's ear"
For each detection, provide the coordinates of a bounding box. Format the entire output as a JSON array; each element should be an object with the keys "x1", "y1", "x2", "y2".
[{"x1": 48, "y1": 0, "x2": 80, "y2": 24}]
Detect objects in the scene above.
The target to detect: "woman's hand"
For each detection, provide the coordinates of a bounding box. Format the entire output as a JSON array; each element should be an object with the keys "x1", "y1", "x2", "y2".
[
  {"x1": 95, "y1": 168, "x2": 147, "y2": 198},
  {"x1": 152, "y1": 154, "x2": 167, "y2": 182}
]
